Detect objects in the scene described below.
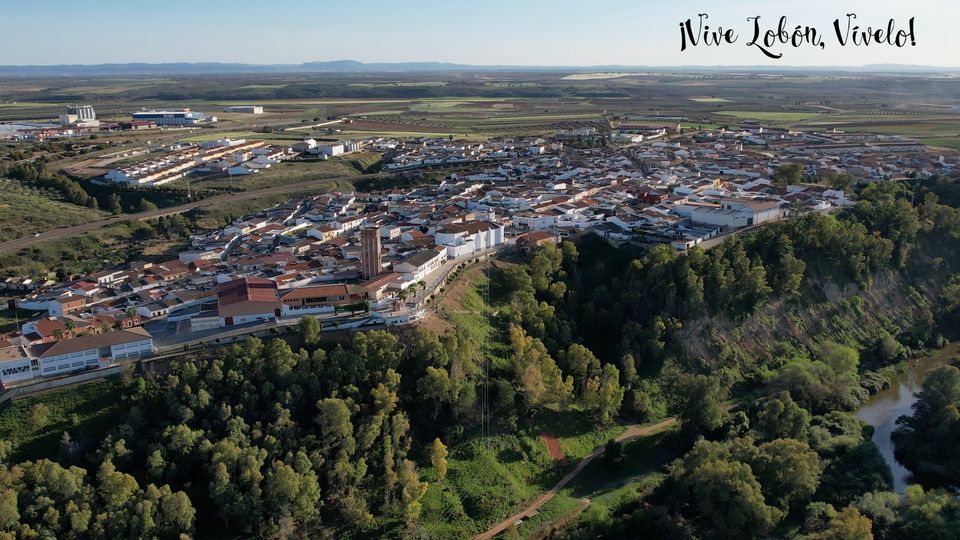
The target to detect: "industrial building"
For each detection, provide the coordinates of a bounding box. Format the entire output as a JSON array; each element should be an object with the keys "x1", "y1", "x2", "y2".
[
  {"x1": 132, "y1": 109, "x2": 214, "y2": 126},
  {"x1": 223, "y1": 105, "x2": 264, "y2": 114}
]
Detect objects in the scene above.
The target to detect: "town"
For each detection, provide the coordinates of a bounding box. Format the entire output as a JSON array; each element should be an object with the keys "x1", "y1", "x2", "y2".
[{"x1": 1, "y1": 110, "x2": 954, "y2": 387}]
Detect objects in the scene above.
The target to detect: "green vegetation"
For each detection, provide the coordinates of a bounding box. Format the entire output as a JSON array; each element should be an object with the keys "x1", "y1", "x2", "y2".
[
  {"x1": 0, "y1": 307, "x2": 19, "y2": 333},
  {"x1": 715, "y1": 110, "x2": 821, "y2": 121},
  {"x1": 0, "y1": 379, "x2": 128, "y2": 463},
  {"x1": 184, "y1": 152, "x2": 381, "y2": 192},
  {"x1": 0, "y1": 216, "x2": 191, "y2": 279},
  {"x1": 892, "y1": 364, "x2": 960, "y2": 483},
  {"x1": 0, "y1": 180, "x2": 106, "y2": 242}
]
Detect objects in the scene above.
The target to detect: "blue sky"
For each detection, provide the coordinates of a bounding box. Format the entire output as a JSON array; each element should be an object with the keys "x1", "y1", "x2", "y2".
[{"x1": 1, "y1": 0, "x2": 957, "y2": 66}]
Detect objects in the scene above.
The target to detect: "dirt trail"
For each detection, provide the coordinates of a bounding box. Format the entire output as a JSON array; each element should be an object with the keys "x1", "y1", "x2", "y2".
[
  {"x1": 542, "y1": 433, "x2": 567, "y2": 463},
  {"x1": 473, "y1": 417, "x2": 676, "y2": 540}
]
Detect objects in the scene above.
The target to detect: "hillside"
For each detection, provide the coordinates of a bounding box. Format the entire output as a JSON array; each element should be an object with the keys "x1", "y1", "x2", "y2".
[{"x1": 0, "y1": 178, "x2": 107, "y2": 242}]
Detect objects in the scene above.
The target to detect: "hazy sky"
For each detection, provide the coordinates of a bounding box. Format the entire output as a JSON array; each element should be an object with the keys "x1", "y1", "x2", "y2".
[{"x1": 2, "y1": 0, "x2": 957, "y2": 67}]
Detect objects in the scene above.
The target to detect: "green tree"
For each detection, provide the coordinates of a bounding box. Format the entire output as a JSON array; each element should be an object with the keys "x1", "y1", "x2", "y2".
[
  {"x1": 27, "y1": 403, "x2": 50, "y2": 429},
  {"x1": 686, "y1": 459, "x2": 784, "y2": 538},
  {"x1": 754, "y1": 391, "x2": 811, "y2": 441},
  {"x1": 137, "y1": 198, "x2": 159, "y2": 212},
  {"x1": 417, "y1": 366, "x2": 451, "y2": 419},
  {"x1": 752, "y1": 438, "x2": 822, "y2": 511},
  {"x1": 298, "y1": 316, "x2": 321, "y2": 349},
  {"x1": 674, "y1": 373, "x2": 725, "y2": 439},
  {"x1": 815, "y1": 505, "x2": 874, "y2": 540},
  {"x1": 773, "y1": 162, "x2": 804, "y2": 186},
  {"x1": 430, "y1": 438, "x2": 448, "y2": 482},
  {"x1": 893, "y1": 365, "x2": 960, "y2": 482},
  {"x1": 108, "y1": 192, "x2": 123, "y2": 214}
]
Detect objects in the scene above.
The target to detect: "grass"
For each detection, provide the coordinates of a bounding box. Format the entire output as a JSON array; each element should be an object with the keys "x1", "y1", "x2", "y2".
[
  {"x1": 0, "y1": 220, "x2": 148, "y2": 278},
  {"x1": 0, "y1": 179, "x2": 107, "y2": 242},
  {"x1": 416, "y1": 409, "x2": 626, "y2": 539},
  {"x1": 514, "y1": 428, "x2": 678, "y2": 538},
  {"x1": 413, "y1": 276, "x2": 629, "y2": 539},
  {"x1": 184, "y1": 152, "x2": 381, "y2": 192},
  {"x1": 188, "y1": 180, "x2": 354, "y2": 230},
  {"x1": 0, "y1": 306, "x2": 20, "y2": 333},
  {"x1": 0, "y1": 378, "x2": 129, "y2": 462},
  {"x1": 923, "y1": 136, "x2": 960, "y2": 150},
  {"x1": 715, "y1": 110, "x2": 821, "y2": 122}
]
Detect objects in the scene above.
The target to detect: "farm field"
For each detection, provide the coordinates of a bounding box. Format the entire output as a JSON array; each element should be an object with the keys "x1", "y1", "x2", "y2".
[{"x1": 715, "y1": 110, "x2": 822, "y2": 121}]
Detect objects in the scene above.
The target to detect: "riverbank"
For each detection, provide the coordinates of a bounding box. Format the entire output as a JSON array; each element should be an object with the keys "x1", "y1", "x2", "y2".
[{"x1": 856, "y1": 341, "x2": 960, "y2": 492}]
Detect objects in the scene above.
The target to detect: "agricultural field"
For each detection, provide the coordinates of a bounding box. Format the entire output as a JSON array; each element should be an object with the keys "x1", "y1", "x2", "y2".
[
  {"x1": 0, "y1": 179, "x2": 107, "y2": 242},
  {"x1": 715, "y1": 110, "x2": 822, "y2": 122}
]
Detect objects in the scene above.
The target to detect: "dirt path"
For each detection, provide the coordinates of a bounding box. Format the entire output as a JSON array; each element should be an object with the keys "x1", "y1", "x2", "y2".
[
  {"x1": 472, "y1": 417, "x2": 677, "y2": 540},
  {"x1": 542, "y1": 433, "x2": 567, "y2": 463}
]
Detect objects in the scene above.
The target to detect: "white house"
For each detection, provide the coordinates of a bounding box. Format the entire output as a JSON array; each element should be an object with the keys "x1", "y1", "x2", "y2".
[
  {"x1": 394, "y1": 249, "x2": 445, "y2": 282},
  {"x1": 435, "y1": 221, "x2": 505, "y2": 259}
]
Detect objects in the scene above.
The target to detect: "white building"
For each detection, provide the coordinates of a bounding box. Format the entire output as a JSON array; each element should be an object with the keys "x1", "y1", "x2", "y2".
[
  {"x1": 21, "y1": 327, "x2": 155, "y2": 382},
  {"x1": 223, "y1": 105, "x2": 264, "y2": 114},
  {"x1": 0, "y1": 345, "x2": 33, "y2": 386},
  {"x1": 435, "y1": 221, "x2": 505, "y2": 259},
  {"x1": 314, "y1": 143, "x2": 344, "y2": 157},
  {"x1": 686, "y1": 199, "x2": 784, "y2": 228},
  {"x1": 394, "y1": 249, "x2": 445, "y2": 282},
  {"x1": 132, "y1": 109, "x2": 210, "y2": 126}
]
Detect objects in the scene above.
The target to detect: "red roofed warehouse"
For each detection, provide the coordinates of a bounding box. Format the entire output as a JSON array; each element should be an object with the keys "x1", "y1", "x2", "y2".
[{"x1": 218, "y1": 277, "x2": 281, "y2": 326}]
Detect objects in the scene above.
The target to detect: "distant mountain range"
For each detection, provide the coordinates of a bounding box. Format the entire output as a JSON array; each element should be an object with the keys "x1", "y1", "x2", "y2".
[{"x1": 0, "y1": 60, "x2": 958, "y2": 77}]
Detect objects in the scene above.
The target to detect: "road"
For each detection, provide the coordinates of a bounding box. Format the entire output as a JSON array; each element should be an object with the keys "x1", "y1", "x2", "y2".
[
  {"x1": 472, "y1": 417, "x2": 677, "y2": 540},
  {"x1": 0, "y1": 171, "x2": 387, "y2": 254}
]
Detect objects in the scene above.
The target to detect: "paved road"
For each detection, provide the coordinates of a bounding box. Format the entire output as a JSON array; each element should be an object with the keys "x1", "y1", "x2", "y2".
[
  {"x1": 0, "y1": 171, "x2": 387, "y2": 254},
  {"x1": 473, "y1": 417, "x2": 677, "y2": 540}
]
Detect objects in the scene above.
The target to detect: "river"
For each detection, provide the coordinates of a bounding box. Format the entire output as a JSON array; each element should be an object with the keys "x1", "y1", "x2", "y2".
[{"x1": 854, "y1": 342, "x2": 960, "y2": 493}]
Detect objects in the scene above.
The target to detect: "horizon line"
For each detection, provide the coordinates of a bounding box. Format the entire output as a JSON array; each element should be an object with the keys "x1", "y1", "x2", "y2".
[{"x1": 1, "y1": 59, "x2": 959, "y2": 71}]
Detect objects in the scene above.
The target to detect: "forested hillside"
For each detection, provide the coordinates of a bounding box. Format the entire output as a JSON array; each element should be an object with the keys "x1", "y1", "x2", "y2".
[{"x1": 4, "y1": 178, "x2": 960, "y2": 538}]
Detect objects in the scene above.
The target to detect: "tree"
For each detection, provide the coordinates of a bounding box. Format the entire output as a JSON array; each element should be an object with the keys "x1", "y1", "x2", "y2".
[
  {"x1": 752, "y1": 438, "x2": 822, "y2": 511},
  {"x1": 773, "y1": 163, "x2": 804, "y2": 186},
  {"x1": 685, "y1": 459, "x2": 784, "y2": 538},
  {"x1": 754, "y1": 391, "x2": 811, "y2": 441},
  {"x1": 406, "y1": 327, "x2": 448, "y2": 371},
  {"x1": 509, "y1": 325, "x2": 572, "y2": 410},
  {"x1": 815, "y1": 505, "x2": 874, "y2": 540},
  {"x1": 430, "y1": 438, "x2": 448, "y2": 482},
  {"x1": 108, "y1": 192, "x2": 123, "y2": 214},
  {"x1": 298, "y1": 316, "x2": 321, "y2": 349},
  {"x1": 398, "y1": 459, "x2": 428, "y2": 528},
  {"x1": 28, "y1": 403, "x2": 50, "y2": 429},
  {"x1": 673, "y1": 373, "x2": 725, "y2": 439},
  {"x1": 137, "y1": 198, "x2": 159, "y2": 212},
  {"x1": 893, "y1": 365, "x2": 960, "y2": 482},
  {"x1": 594, "y1": 363, "x2": 625, "y2": 425},
  {"x1": 562, "y1": 343, "x2": 600, "y2": 393},
  {"x1": 417, "y1": 367, "x2": 451, "y2": 419}
]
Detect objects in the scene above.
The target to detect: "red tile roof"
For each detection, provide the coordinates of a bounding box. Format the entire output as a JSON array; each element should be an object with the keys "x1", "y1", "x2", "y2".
[{"x1": 218, "y1": 277, "x2": 279, "y2": 306}]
